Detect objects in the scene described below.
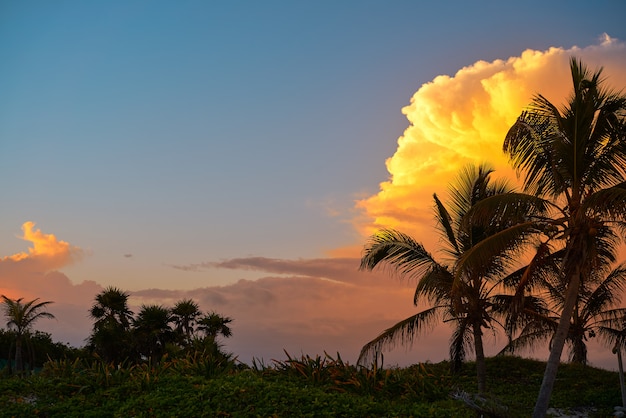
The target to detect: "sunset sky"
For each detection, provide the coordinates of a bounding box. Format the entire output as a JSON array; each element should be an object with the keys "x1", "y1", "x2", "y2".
[{"x1": 2, "y1": 1, "x2": 626, "y2": 369}]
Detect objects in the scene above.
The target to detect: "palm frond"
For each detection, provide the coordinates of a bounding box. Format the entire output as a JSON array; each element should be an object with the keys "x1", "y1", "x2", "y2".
[
  {"x1": 583, "y1": 182, "x2": 626, "y2": 220},
  {"x1": 357, "y1": 306, "x2": 444, "y2": 365},
  {"x1": 455, "y1": 221, "x2": 539, "y2": 284},
  {"x1": 449, "y1": 317, "x2": 472, "y2": 372},
  {"x1": 360, "y1": 228, "x2": 442, "y2": 280},
  {"x1": 433, "y1": 193, "x2": 459, "y2": 256},
  {"x1": 413, "y1": 264, "x2": 454, "y2": 306}
]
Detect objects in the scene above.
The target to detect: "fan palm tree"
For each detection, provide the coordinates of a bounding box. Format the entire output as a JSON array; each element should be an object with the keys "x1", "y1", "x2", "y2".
[
  {"x1": 1, "y1": 295, "x2": 55, "y2": 373},
  {"x1": 358, "y1": 164, "x2": 538, "y2": 393},
  {"x1": 88, "y1": 286, "x2": 134, "y2": 363},
  {"x1": 171, "y1": 298, "x2": 201, "y2": 345},
  {"x1": 133, "y1": 304, "x2": 175, "y2": 364},
  {"x1": 502, "y1": 262, "x2": 626, "y2": 365},
  {"x1": 499, "y1": 58, "x2": 626, "y2": 417},
  {"x1": 197, "y1": 311, "x2": 233, "y2": 341}
]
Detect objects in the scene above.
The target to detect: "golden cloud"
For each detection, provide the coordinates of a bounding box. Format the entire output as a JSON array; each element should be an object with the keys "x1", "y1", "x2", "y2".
[
  {"x1": 3, "y1": 221, "x2": 83, "y2": 268},
  {"x1": 0, "y1": 222, "x2": 96, "y2": 346},
  {"x1": 355, "y1": 37, "x2": 626, "y2": 251}
]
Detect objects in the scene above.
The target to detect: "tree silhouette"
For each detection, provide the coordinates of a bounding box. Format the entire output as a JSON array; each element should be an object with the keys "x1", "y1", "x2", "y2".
[
  {"x1": 171, "y1": 298, "x2": 201, "y2": 345},
  {"x1": 503, "y1": 262, "x2": 626, "y2": 365},
  {"x1": 500, "y1": 58, "x2": 626, "y2": 417},
  {"x1": 1, "y1": 295, "x2": 55, "y2": 373},
  {"x1": 359, "y1": 164, "x2": 537, "y2": 392},
  {"x1": 133, "y1": 304, "x2": 176, "y2": 364},
  {"x1": 197, "y1": 311, "x2": 233, "y2": 342},
  {"x1": 87, "y1": 286, "x2": 134, "y2": 363}
]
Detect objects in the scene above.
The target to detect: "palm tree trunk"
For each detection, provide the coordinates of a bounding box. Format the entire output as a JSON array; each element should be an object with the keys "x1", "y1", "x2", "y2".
[
  {"x1": 473, "y1": 324, "x2": 487, "y2": 393},
  {"x1": 14, "y1": 335, "x2": 23, "y2": 373},
  {"x1": 532, "y1": 270, "x2": 580, "y2": 418},
  {"x1": 615, "y1": 342, "x2": 626, "y2": 408}
]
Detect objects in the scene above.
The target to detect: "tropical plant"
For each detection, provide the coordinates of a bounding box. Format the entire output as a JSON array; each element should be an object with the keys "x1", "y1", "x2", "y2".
[
  {"x1": 171, "y1": 298, "x2": 201, "y2": 345},
  {"x1": 498, "y1": 58, "x2": 626, "y2": 417},
  {"x1": 502, "y1": 262, "x2": 626, "y2": 366},
  {"x1": 197, "y1": 311, "x2": 233, "y2": 342},
  {"x1": 133, "y1": 304, "x2": 176, "y2": 364},
  {"x1": 1, "y1": 295, "x2": 55, "y2": 373},
  {"x1": 358, "y1": 164, "x2": 537, "y2": 392},
  {"x1": 87, "y1": 286, "x2": 134, "y2": 363}
]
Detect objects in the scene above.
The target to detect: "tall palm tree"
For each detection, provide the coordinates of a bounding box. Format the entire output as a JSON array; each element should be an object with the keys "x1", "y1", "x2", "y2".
[
  {"x1": 1, "y1": 295, "x2": 55, "y2": 373},
  {"x1": 133, "y1": 304, "x2": 175, "y2": 364},
  {"x1": 358, "y1": 164, "x2": 536, "y2": 393},
  {"x1": 501, "y1": 58, "x2": 626, "y2": 417},
  {"x1": 502, "y1": 262, "x2": 626, "y2": 365},
  {"x1": 171, "y1": 298, "x2": 201, "y2": 345},
  {"x1": 88, "y1": 287, "x2": 134, "y2": 363}
]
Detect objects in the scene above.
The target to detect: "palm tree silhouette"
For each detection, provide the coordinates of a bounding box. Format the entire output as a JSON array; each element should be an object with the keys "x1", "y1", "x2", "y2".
[
  {"x1": 133, "y1": 304, "x2": 175, "y2": 364},
  {"x1": 171, "y1": 298, "x2": 201, "y2": 345},
  {"x1": 197, "y1": 311, "x2": 233, "y2": 341},
  {"x1": 1, "y1": 295, "x2": 54, "y2": 373},
  {"x1": 358, "y1": 164, "x2": 535, "y2": 392},
  {"x1": 88, "y1": 286, "x2": 134, "y2": 363},
  {"x1": 500, "y1": 58, "x2": 626, "y2": 417},
  {"x1": 503, "y1": 262, "x2": 626, "y2": 365}
]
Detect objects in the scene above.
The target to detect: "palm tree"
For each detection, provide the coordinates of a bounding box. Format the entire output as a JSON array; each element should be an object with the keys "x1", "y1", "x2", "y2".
[
  {"x1": 88, "y1": 287, "x2": 134, "y2": 363},
  {"x1": 501, "y1": 58, "x2": 626, "y2": 417},
  {"x1": 171, "y1": 298, "x2": 201, "y2": 345},
  {"x1": 197, "y1": 311, "x2": 233, "y2": 341},
  {"x1": 133, "y1": 304, "x2": 175, "y2": 364},
  {"x1": 358, "y1": 164, "x2": 536, "y2": 393},
  {"x1": 1, "y1": 295, "x2": 55, "y2": 373},
  {"x1": 502, "y1": 262, "x2": 626, "y2": 365}
]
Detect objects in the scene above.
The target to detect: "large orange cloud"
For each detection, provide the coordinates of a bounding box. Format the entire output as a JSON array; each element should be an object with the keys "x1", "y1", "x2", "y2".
[{"x1": 355, "y1": 36, "x2": 626, "y2": 253}]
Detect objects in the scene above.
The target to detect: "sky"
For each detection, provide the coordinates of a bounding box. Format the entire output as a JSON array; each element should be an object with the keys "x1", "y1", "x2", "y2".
[{"x1": 2, "y1": 1, "x2": 626, "y2": 369}]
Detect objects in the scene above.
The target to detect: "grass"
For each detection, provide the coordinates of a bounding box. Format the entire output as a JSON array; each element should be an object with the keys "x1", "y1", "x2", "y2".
[{"x1": 0, "y1": 353, "x2": 622, "y2": 417}]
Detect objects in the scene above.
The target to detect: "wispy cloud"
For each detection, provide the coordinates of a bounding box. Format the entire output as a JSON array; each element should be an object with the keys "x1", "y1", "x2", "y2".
[{"x1": 134, "y1": 260, "x2": 427, "y2": 365}]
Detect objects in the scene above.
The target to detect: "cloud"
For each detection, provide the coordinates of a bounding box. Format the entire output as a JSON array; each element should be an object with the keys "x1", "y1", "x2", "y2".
[
  {"x1": 134, "y1": 259, "x2": 438, "y2": 365},
  {"x1": 4, "y1": 39, "x2": 626, "y2": 369},
  {"x1": 2, "y1": 221, "x2": 83, "y2": 268},
  {"x1": 0, "y1": 222, "x2": 100, "y2": 346},
  {"x1": 171, "y1": 256, "x2": 388, "y2": 286},
  {"x1": 354, "y1": 37, "x2": 626, "y2": 252}
]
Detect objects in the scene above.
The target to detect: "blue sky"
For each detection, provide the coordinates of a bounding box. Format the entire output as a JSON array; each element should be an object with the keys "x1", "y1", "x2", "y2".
[{"x1": 2, "y1": 1, "x2": 626, "y2": 366}]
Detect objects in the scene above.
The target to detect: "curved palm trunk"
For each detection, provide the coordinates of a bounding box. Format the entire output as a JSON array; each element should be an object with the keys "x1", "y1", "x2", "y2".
[
  {"x1": 532, "y1": 269, "x2": 580, "y2": 418},
  {"x1": 473, "y1": 324, "x2": 487, "y2": 393}
]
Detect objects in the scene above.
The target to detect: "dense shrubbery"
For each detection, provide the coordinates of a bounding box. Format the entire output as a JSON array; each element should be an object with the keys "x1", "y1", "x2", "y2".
[
  {"x1": 0, "y1": 353, "x2": 621, "y2": 417},
  {"x1": 0, "y1": 329, "x2": 80, "y2": 373}
]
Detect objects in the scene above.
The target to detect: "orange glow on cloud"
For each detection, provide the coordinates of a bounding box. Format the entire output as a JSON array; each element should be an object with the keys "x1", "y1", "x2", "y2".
[
  {"x1": 3, "y1": 221, "x2": 82, "y2": 267},
  {"x1": 355, "y1": 37, "x2": 626, "y2": 251}
]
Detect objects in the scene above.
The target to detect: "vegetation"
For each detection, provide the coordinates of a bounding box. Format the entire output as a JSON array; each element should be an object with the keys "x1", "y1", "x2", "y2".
[
  {"x1": 1, "y1": 296, "x2": 56, "y2": 374},
  {"x1": 0, "y1": 354, "x2": 621, "y2": 417},
  {"x1": 503, "y1": 262, "x2": 626, "y2": 365},
  {"x1": 1, "y1": 58, "x2": 625, "y2": 417},
  {"x1": 497, "y1": 58, "x2": 626, "y2": 417},
  {"x1": 359, "y1": 58, "x2": 626, "y2": 416},
  {"x1": 358, "y1": 164, "x2": 543, "y2": 393},
  {"x1": 86, "y1": 288, "x2": 233, "y2": 366}
]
